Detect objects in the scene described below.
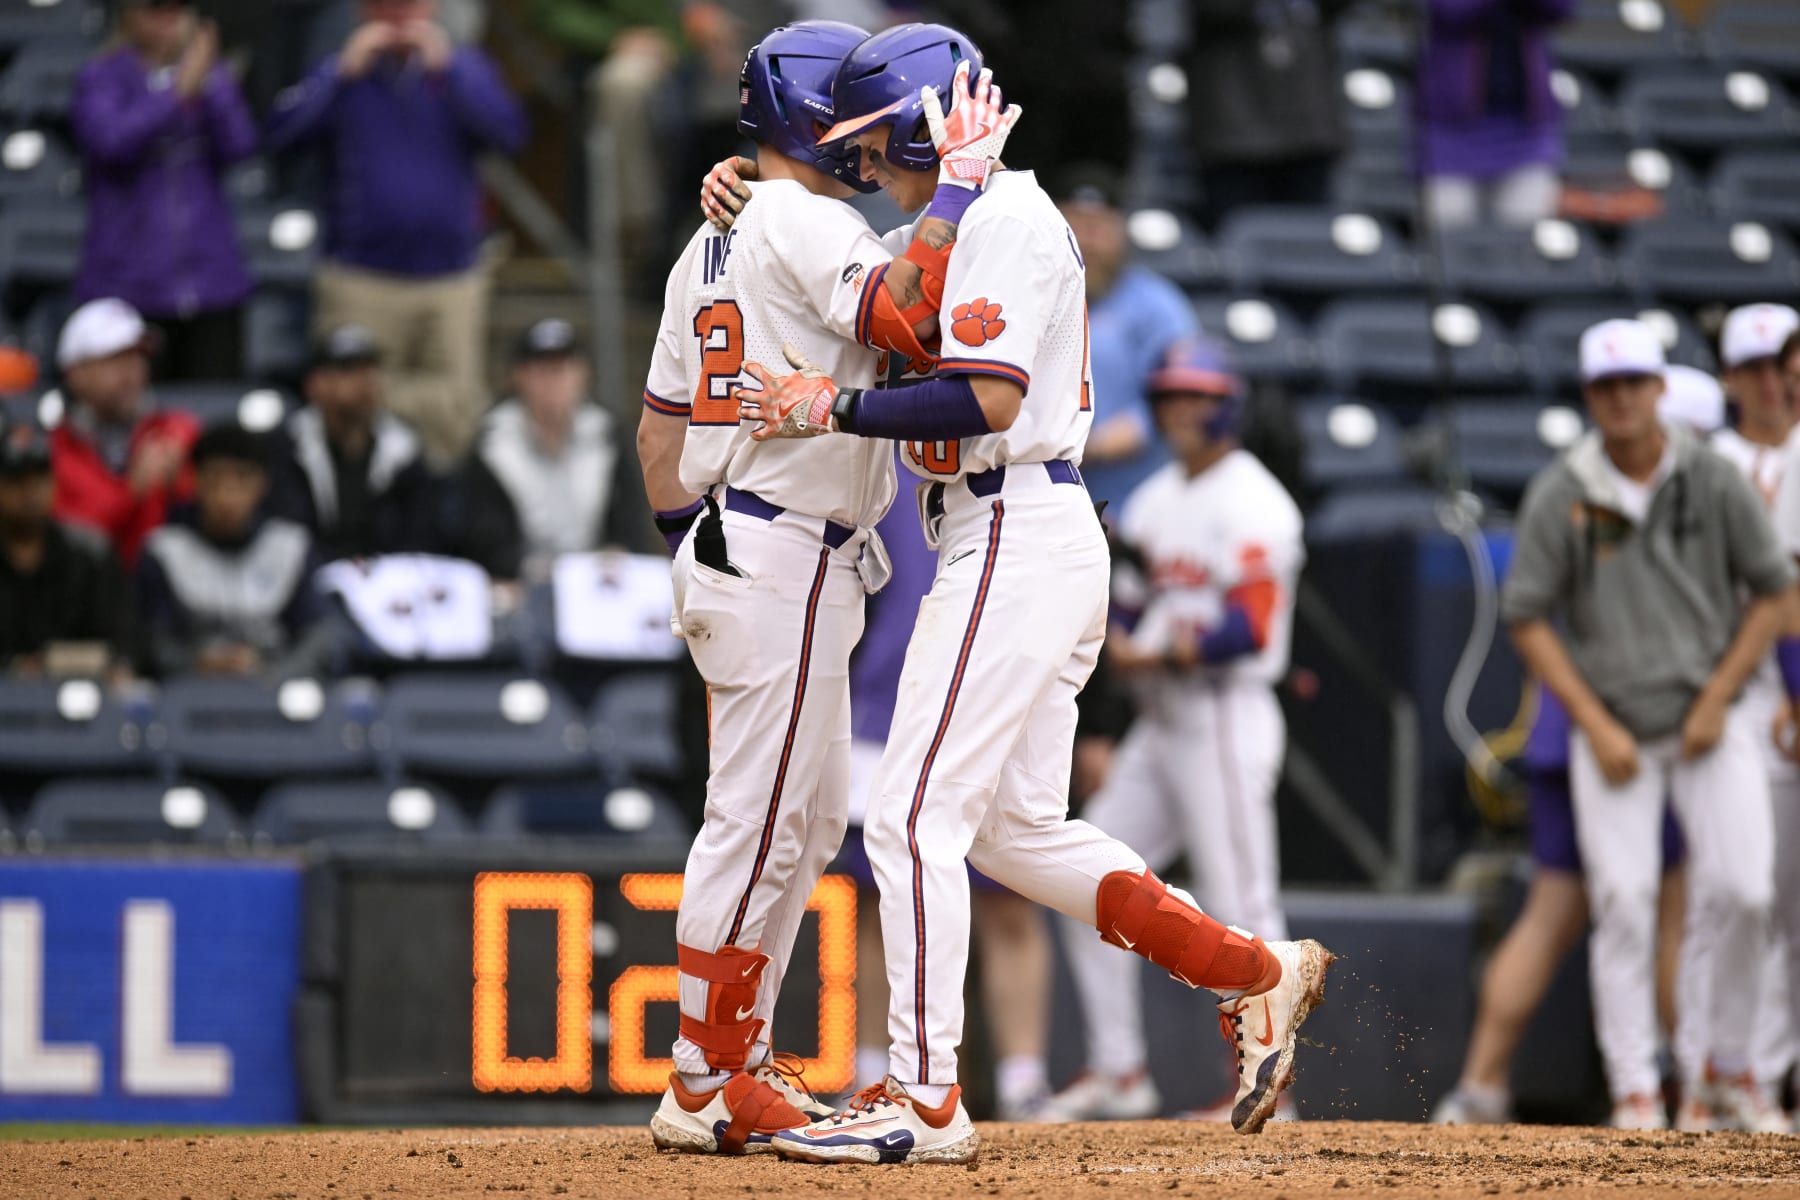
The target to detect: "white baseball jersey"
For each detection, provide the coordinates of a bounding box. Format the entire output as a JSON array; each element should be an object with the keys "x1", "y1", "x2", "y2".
[
  {"x1": 644, "y1": 179, "x2": 910, "y2": 529},
  {"x1": 898, "y1": 170, "x2": 1094, "y2": 484},
  {"x1": 1713, "y1": 428, "x2": 1786, "y2": 507},
  {"x1": 1114, "y1": 449, "x2": 1305, "y2": 692}
]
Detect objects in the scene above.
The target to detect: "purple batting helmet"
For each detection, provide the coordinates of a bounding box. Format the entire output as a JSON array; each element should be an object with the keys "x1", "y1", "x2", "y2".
[
  {"x1": 815, "y1": 22, "x2": 984, "y2": 175},
  {"x1": 739, "y1": 21, "x2": 878, "y2": 193},
  {"x1": 1147, "y1": 339, "x2": 1244, "y2": 440}
]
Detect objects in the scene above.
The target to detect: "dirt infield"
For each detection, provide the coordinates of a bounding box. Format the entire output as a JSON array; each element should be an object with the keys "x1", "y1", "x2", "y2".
[{"x1": 6, "y1": 1120, "x2": 1799, "y2": 1200}]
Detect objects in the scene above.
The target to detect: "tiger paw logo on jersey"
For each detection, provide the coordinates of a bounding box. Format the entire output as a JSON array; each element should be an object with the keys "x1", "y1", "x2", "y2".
[{"x1": 950, "y1": 298, "x2": 1006, "y2": 347}]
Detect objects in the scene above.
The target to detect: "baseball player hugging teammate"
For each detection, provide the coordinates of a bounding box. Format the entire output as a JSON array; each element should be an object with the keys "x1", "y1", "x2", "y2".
[
  {"x1": 635, "y1": 20, "x2": 1010, "y2": 1154},
  {"x1": 1044, "y1": 339, "x2": 1305, "y2": 1124},
  {"x1": 728, "y1": 21, "x2": 1333, "y2": 1166}
]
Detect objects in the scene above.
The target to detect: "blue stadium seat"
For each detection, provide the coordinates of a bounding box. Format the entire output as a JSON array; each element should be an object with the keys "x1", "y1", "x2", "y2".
[
  {"x1": 1555, "y1": 0, "x2": 1687, "y2": 77},
  {"x1": 0, "y1": 679, "x2": 151, "y2": 787},
  {"x1": 1621, "y1": 68, "x2": 1800, "y2": 150},
  {"x1": 152, "y1": 382, "x2": 296, "y2": 432},
  {"x1": 1220, "y1": 207, "x2": 1418, "y2": 297},
  {"x1": 1342, "y1": 67, "x2": 1410, "y2": 152},
  {"x1": 1706, "y1": 2, "x2": 1800, "y2": 82},
  {"x1": 0, "y1": 129, "x2": 78, "y2": 206},
  {"x1": 1554, "y1": 69, "x2": 1623, "y2": 141},
  {"x1": 1710, "y1": 149, "x2": 1800, "y2": 230},
  {"x1": 1189, "y1": 294, "x2": 1317, "y2": 382},
  {"x1": 1447, "y1": 402, "x2": 1584, "y2": 493},
  {"x1": 243, "y1": 291, "x2": 311, "y2": 382},
  {"x1": 0, "y1": 204, "x2": 84, "y2": 292},
  {"x1": 589, "y1": 670, "x2": 682, "y2": 781},
  {"x1": 0, "y1": 1, "x2": 102, "y2": 56},
  {"x1": 156, "y1": 677, "x2": 377, "y2": 782},
  {"x1": 1559, "y1": 136, "x2": 1706, "y2": 219},
  {"x1": 1519, "y1": 301, "x2": 1715, "y2": 393},
  {"x1": 1438, "y1": 221, "x2": 1617, "y2": 303},
  {"x1": 1329, "y1": 145, "x2": 1416, "y2": 223},
  {"x1": 1621, "y1": 217, "x2": 1800, "y2": 301},
  {"x1": 482, "y1": 780, "x2": 692, "y2": 841},
  {"x1": 23, "y1": 778, "x2": 239, "y2": 847},
  {"x1": 1335, "y1": 0, "x2": 1413, "y2": 70},
  {"x1": 1295, "y1": 397, "x2": 1409, "y2": 490},
  {"x1": 1307, "y1": 485, "x2": 1450, "y2": 543},
  {"x1": 1126, "y1": 208, "x2": 1222, "y2": 290},
  {"x1": 379, "y1": 672, "x2": 594, "y2": 783},
  {"x1": 237, "y1": 206, "x2": 320, "y2": 290},
  {"x1": 1314, "y1": 298, "x2": 1523, "y2": 391},
  {"x1": 251, "y1": 779, "x2": 465, "y2": 844},
  {"x1": 0, "y1": 36, "x2": 87, "y2": 124}
]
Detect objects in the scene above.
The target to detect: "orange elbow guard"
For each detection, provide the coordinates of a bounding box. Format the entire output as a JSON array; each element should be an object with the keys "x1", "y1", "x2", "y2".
[
  {"x1": 861, "y1": 262, "x2": 938, "y2": 364},
  {"x1": 901, "y1": 236, "x2": 950, "y2": 318}
]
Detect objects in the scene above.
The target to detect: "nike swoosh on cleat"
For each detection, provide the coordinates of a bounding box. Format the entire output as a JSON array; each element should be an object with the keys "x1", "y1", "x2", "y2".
[
  {"x1": 1116, "y1": 935, "x2": 1136, "y2": 950},
  {"x1": 1255, "y1": 998, "x2": 1275, "y2": 1047},
  {"x1": 736, "y1": 1004, "x2": 757, "y2": 1021}
]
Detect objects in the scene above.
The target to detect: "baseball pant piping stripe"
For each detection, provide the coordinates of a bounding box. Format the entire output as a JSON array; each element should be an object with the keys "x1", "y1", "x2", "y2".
[
  {"x1": 904, "y1": 498, "x2": 1005, "y2": 1083},
  {"x1": 726, "y1": 546, "x2": 832, "y2": 945},
  {"x1": 1213, "y1": 685, "x2": 1253, "y2": 896}
]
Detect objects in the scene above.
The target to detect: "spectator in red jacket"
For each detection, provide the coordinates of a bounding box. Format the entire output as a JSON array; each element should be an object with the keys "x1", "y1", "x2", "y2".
[{"x1": 49, "y1": 299, "x2": 200, "y2": 566}]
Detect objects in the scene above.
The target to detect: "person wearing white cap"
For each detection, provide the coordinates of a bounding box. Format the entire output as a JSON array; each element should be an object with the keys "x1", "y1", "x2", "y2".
[
  {"x1": 47, "y1": 298, "x2": 200, "y2": 566},
  {"x1": 1502, "y1": 317, "x2": 1794, "y2": 1131},
  {"x1": 1657, "y1": 364, "x2": 1725, "y2": 437},
  {"x1": 1715, "y1": 304, "x2": 1800, "y2": 503}
]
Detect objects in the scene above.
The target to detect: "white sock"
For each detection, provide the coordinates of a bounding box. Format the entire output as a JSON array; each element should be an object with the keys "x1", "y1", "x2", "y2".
[
  {"x1": 746, "y1": 1043, "x2": 771, "y2": 1071},
  {"x1": 996, "y1": 1055, "x2": 1048, "y2": 1107},
  {"x1": 678, "y1": 1069, "x2": 731, "y2": 1092},
  {"x1": 855, "y1": 1047, "x2": 889, "y2": 1090},
  {"x1": 902, "y1": 1081, "x2": 954, "y2": 1108}
]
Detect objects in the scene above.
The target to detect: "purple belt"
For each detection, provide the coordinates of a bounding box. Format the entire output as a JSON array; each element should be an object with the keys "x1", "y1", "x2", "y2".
[
  {"x1": 964, "y1": 459, "x2": 1084, "y2": 498},
  {"x1": 723, "y1": 487, "x2": 856, "y2": 550}
]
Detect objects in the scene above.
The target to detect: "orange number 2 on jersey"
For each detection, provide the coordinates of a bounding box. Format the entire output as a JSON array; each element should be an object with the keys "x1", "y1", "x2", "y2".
[{"x1": 691, "y1": 301, "x2": 745, "y2": 426}]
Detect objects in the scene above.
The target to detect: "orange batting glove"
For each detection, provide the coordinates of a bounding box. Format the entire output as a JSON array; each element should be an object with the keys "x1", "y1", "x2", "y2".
[
  {"x1": 923, "y1": 59, "x2": 1023, "y2": 193},
  {"x1": 734, "y1": 344, "x2": 844, "y2": 440}
]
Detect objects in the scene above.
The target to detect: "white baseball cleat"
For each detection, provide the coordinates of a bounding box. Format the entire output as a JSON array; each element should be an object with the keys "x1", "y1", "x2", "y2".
[
  {"x1": 1703, "y1": 1070, "x2": 1791, "y2": 1134},
  {"x1": 649, "y1": 1070, "x2": 812, "y2": 1154},
  {"x1": 1610, "y1": 1093, "x2": 1669, "y2": 1131},
  {"x1": 1216, "y1": 937, "x2": 1334, "y2": 1135},
  {"x1": 1430, "y1": 1086, "x2": 1513, "y2": 1126},
  {"x1": 753, "y1": 1052, "x2": 837, "y2": 1121},
  {"x1": 772, "y1": 1076, "x2": 980, "y2": 1165},
  {"x1": 1674, "y1": 1097, "x2": 1715, "y2": 1133},
  {"x1": 1039, "y1": 1069, "x2": 1162, "y2": 1122}
]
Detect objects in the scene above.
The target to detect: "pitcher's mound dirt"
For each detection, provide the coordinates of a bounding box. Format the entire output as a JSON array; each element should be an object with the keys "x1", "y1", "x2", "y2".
[{"x1": 7, "y1": 1120, "x2": 1799, "y2": 1200}]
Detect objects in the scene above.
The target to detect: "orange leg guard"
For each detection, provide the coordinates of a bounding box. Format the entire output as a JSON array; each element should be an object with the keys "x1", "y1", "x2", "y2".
[
  {"x1": 1095, "y1": 868, "x2": 1282, "y2": 994},
  {"x1": 676, "y1": 943, "x2": 769, "y2": 1071}
]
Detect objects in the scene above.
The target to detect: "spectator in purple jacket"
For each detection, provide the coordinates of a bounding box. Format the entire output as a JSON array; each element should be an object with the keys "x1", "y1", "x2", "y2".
[
  {"x1": 1419, "y1": 0, "x2": 1576, "y2": 230},
  {"x1": 267, "y1": 0, "x2": 526, "y2": 468},
  {"x1": 71, "y1": 1, "x2": 258, "y2": 380}
]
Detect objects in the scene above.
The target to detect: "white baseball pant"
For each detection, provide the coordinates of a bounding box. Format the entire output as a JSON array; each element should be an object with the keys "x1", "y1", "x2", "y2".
[
  {"x1": 670, "y1": 504, "x2": 865, "y2": 1075},
  {"x1": 1569, "y1": 704, "x2": 1775, "y2": 1102},
  {"x1": 1059, "y1": 681, "x2": 1288, "y2": 1075},
  {"x1": 863, "y1": 469, "x2": 1177, "y2": 1088}
]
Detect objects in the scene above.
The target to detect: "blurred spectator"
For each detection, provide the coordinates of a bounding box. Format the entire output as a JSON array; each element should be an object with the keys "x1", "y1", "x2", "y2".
[
  {"x1": 50, "y1": 299, "x2": 200, "y2": 567},
  {"x1": 462, "y1": 318, "x2": 623, "y2": 581},
  {"x1": 0, "y1": 416, "x2": 132, "y2": 678},
  {"x1": 1187, "y1": 0, "x2": 1351, "y2": 228},
  {"x1": 267, "y1": 0, "x2": 528, "y2": 468},
  {"x1": 72, "y1": 0, "x2": 259, "y2": 380},
  {"x1": 1718, "y1": 304, "x2": 1800, "y2": 486},
  {"x1": 1420, "y1": 0, "x2": 1574, "y2": 231},
  {"x1": 271, "y1": 324, "x2": 436, "y2": 562},
  {"x1": 1054, "y1": 165, "x2": 1199, "y2": 511},
  {"x1": 1659, "y1": 364, "x2": 1726, "y2": 437},
  {"x1": 137, "y1": 424, "x2": 329, "y2": 679}
]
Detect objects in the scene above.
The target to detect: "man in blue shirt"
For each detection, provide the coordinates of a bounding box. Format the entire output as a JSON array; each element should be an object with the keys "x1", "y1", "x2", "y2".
[
  {"x1": 1055, "y1": 165, "x2": 1199, "y2": 512},
  {"x1": 268, "y1": 0, "x2": 526, "y2": 468}
]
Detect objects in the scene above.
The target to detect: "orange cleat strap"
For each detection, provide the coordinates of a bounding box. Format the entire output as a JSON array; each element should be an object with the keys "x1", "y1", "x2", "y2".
[{"x1": 718, "y1": 1079, "x2": 781, "y2": 1154}]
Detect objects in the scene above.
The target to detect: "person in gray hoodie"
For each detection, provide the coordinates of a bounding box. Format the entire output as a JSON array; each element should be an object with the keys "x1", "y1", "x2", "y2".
[{"x1": 1501, "y1": 318, "x2": 1795, "y2": 1131}]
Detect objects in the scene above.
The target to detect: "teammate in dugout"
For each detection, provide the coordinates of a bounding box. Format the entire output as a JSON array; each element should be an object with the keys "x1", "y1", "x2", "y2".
[
  {"x1": 728, "y1": 21, "x2": 1334, "y2": 1165},
  {"x1": 1502, "y1": 318, "x2": 1795, "y2": 1131},
  {"x1": 1043, "y1": 339, "x2": 1305, "y2": 1125},
  {"x1": 635, "y1": 21, "x2": 1019, "y2": 1155}
]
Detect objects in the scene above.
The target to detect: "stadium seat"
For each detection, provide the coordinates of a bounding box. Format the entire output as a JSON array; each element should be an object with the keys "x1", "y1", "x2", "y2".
[
  {"x1": 1335, "y1": 0, "x2": 1413, "y2": 70},
  {"x1": 1620, "y1": 68, "x2": 1800, "y2": 150},
  {"x1": 243, "y1": 291, "x2": 311, "y2": 382},
  {"x1": 1436, "y1": 220, "x2": 1618, "y2": 303},
  {"x1": 1620, "y1": 217, "x2": 1800, "y2": 302},
  {"x1": 1342, "y1": 67, "x2": 1410, "y2": 152},
  {"x1": 0, "y1": 1, "x2": 102, "y2": 56},
  {"x1": 1710, "y1": 149, "x2": 1800, "y2": 230},
  {"x1": 156, "y1": 677, "x2": 377, "y2": 782},
  {"x1": 1329, "y1": 145, "x2": 1416, "y2": 223},
  {"x1": 0, "y1": 128, "x2": 78, "y2": 206},
  {"x1": 238, "y1": 206, "x2": 320, "y2": 290},
  {"x1": 1554, "y1": 0, "x2": 1686, "y2": 78},
  {"x1": 0, "y1": 204, "x2": 83, "y2": 292},
  {"x1": 589, "y1": 670, "x2": 683, "y2": 781},
  {"x1": 0, "y1": 36, "x2": 88, "y2": 125},
  {"x1": 1307, "y1": 484, "x2": 1451, "y2": 543},
  {"x1": 1295, "y1": 397, "x2": 1409, "y2": 490},
  {"x1": 152, "y1": 381, "x2": 295, "y2": 431},
  {"x1": 251, "y1": 779, "x2": 466, "y2": 844},
  {"x1": 1558, "y1": 136, "x2": 1706, "y2": 221},
  {"x1": 1446, "y1": 402, "x2": 1585, "y2": 493},
  {"x1": 23, "y1": 778, "x2": 239, "y2": 848},
  {"x1": 1706, "y1": 1, "x2": 1800, "y2": 83},
  {"x1": 1313, "y1": 298, "x2": 1523, "y2": 391},
  {"x1": 1219, "y1": 207, "x2": 1418, "y2": 297},
  {"x1": 482, "y1": 779, "x2": 692, "y2": 841},
  {"x1": 0, "y1": 679, "x2": 152, "y2": 790},
  {"x1": 1519, "y1": 301, "x2": 1715, "y2": 394},
  {"x1": 1552, "y1": 69, "x2": 1624, "y2": 141},
  {"x1": 1189, "y1": 294, "x2": 1318, "y2": 382},
  {"x1": 1125, "y1": 208, "x2": 1222, "y2": 290},
  {"x1": 379, "y1": 672, "x2": 595, "y2": 783}
]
